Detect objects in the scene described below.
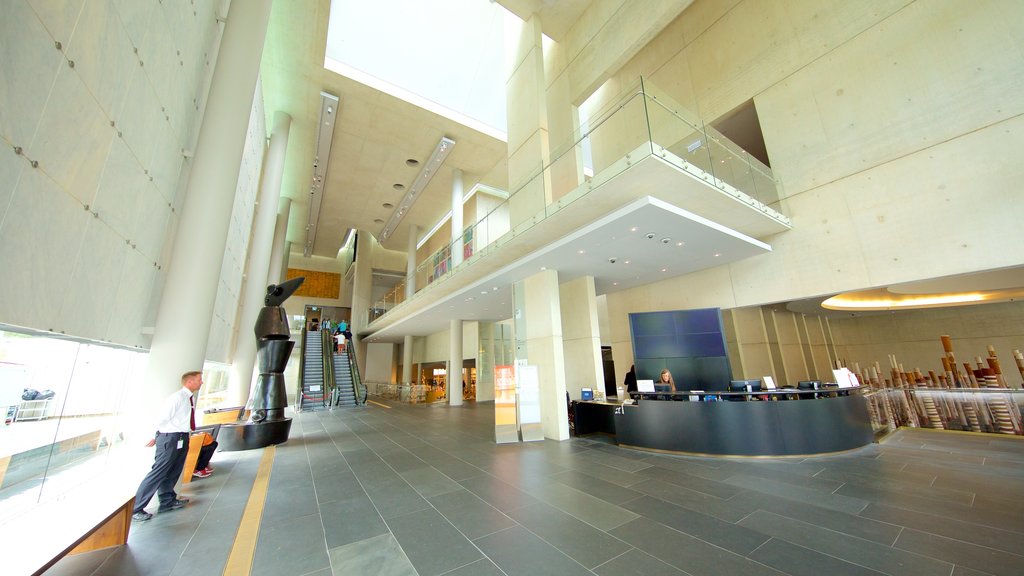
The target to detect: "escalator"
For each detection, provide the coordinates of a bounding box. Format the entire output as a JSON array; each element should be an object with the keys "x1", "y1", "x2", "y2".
[{"x1": 298, "y1": 329, "x2": 326, "y2": 410}]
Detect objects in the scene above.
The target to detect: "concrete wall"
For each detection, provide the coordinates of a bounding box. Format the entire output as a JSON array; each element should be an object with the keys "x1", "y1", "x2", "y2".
[
  {"x1": 599, "y1": 0, "x2": 1024, "y2": 383},
  {"x1": 0, "y1": 0, "x2": 224, "y2": 348}
]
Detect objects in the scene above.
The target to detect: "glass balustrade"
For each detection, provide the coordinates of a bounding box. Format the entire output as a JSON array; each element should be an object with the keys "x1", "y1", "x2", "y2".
[{"x1": 369, "y1": 78, "x2": 788, "y2": 322}]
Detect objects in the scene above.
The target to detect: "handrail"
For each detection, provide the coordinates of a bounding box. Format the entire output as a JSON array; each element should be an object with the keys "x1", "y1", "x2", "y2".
[
  {"x1": 368, "y1": 76, "x2": 789, "y2": 323},
  {"x1": 321, "y1": 329, "x2": 335, "y2": 407},
  {"x1": 295, "y1": 327, "x2": 307, "y2": 411},
  {"x1": 348, "y1": 345, "x2": 366, "y2": 404}
]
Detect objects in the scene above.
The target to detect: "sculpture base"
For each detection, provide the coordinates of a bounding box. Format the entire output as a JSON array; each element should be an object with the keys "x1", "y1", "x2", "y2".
[{"x1": 217, "y1": 418, "x2": 292, "y2": 451}]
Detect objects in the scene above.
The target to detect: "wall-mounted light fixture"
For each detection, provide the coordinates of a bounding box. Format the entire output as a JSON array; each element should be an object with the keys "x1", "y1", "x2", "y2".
[
  {"x1": 380, "y1": 136, "x2": 455, "y2": 242},
  {"x1": 304, "y1": 92, "x2": 340, "y2": 257}
]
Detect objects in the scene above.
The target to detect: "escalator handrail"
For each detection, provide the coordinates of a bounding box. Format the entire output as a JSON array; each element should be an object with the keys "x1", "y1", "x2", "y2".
[{"x1": 347, "y1": 345, "x2": 366, "y2": 405}]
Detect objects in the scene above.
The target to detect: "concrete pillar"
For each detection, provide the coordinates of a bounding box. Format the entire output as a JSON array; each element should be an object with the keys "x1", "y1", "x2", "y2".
[
  {"x1": 506, "y1": 15, "x2": 551, "y2": 229},
  {"x1": 268, "y1": 197, "x2": 292, "y2": 284},
  {"x1": 402, "y1": 334, "x2": 414, "y2": 385},
  {"x1": 281, "y1": 241, "x2": 291, "y2": 279},
  {"x1": 143, "y1": 0, "x2": 272, "y2": 398},
  {"x1": 351, "y1": 231, "x2": 374, "y2": 375},
  {"x1": 559, "y1": 276, "x2": 603, "y2": 400},
  {"x1": 229, "y1": 112, "x2": 292, "y2": 405},
  {"x1": 451, "y1": 168, "x2": 464, "y2": 268},
  {"x1": 449, "y1": 319, "x2": 464, "y2": 406},
  {"x1": 519, "y1": 269, "x2": 569, "y2": 440},
  {"x1": 406, "y1": 224, "x2": 419, "y2": 298}
]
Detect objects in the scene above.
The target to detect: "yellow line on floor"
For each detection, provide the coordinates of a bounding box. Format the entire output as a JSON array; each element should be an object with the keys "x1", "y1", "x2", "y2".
[
  {"x1": 367, "y1": 399, "x2": 391, "y2": 409},
  {"x1": 224, "y1": 445, "x2": 275, "y2": 576}
]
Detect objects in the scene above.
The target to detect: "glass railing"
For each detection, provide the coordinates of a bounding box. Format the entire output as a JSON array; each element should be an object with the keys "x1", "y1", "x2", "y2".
[{"x1": 369, "y1": 77, "x2": 789, "y2": 323}]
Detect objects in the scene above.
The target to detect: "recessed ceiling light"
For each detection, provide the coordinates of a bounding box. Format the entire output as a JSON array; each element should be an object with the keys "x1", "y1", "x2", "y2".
[
  {"x1": 613, "y1": 282, "x2": 618, "y2": 286},
  {"x1": 492, "y1": 286, "x2": 498, "y2": 291},
  {"x1": 677, "y1": 242, "x2": 684, "y2": 246},
  {"x1": 466, "y1": 297, "x2": 474, "y2": 301},
  {"x1": 383, "y1": 202, "x2": 393, "y2": 208},
  {"x1": 578, "y1": 249, "x2": 585, "y2": 254},
  {"x1": 540, "y1": 266, "x2": 547, "y2": 271},
  {"x1": 630, "y1": 227, "x2": 638, "y2": 232},
  {"x1": 624, "y1": 260, "x2": 631, "y2": 264},
  {"x1": 714, "y1": 253, "x2": 721, "y2": 257},
  {"x1": 406, "y1": 159, "x2": 420, "y2": 167},
  {"x1": 661, "y1": 268, "x2": 667, "y2": 272},
  {"x1": 481, "y1": 291, "x2": 488, "y2": 295},
  {"x1": 393, "y1": 183, "x2": 405, "y2": 190}
]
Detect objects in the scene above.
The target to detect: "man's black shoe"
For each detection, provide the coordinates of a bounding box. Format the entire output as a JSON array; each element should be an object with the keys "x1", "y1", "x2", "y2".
[{"x1": 158, "y1": 498, "x2": 190, "y2": 512}]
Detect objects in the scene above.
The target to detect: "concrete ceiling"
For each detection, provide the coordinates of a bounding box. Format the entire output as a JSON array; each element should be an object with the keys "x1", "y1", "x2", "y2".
[{"x1": 261, "y1": 0, "x2": 511, "y2": 257}]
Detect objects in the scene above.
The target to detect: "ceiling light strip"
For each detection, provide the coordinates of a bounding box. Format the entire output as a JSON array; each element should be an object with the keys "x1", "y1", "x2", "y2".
[
  {"x1": 304, "y1": 92, "x2": 340, "y2": 257},
  {"x1": 380, "y1": 136, "x2": 455, "y2": 242}
]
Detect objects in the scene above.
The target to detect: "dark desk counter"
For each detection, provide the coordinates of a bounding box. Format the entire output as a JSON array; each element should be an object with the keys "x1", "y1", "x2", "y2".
[{"x1": 576, "y1": 388, "x2": 873, "y2": 457}]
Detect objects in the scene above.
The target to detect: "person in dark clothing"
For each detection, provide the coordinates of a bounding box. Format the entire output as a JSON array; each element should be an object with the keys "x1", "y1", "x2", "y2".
[{"x1": 624, "y1": 365, "x2": 638, "y2": 393}]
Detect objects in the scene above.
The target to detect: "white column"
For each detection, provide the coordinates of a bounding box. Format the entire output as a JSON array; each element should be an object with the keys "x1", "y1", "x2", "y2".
[
  {"x1": 449, "y1": 319, "x2": 463, "y2": 406},
  {"x1": 281, "y1": 240, "x2": 291, "y2": 279},
  {"x1": 451, "y1": 168, "x2": 464, "y2": 268},
  {"x1": 402, "y1": 334, "x2": 414, "y2": 385},
  {"x1": 522, "y1": 269, "x2": 569, "y2": 440},
  {"x1": 228, "y1": 112, "x2": 292, "y2": 405},
  {"x1": 351, "y1": 231, "x2": 374, "y2": 375},
  {"x1": 559, "y1": 276, "x2": 603, "y2": 400},
  {"x1": 267, "y1": 197, "x2": 292, "y2": 284},
  {"x1": 143, "y1": 0, "x2": 272, "y2": 398},
  {"x1": 406, "y1": 224, "x2": 419, "y2": 299}
]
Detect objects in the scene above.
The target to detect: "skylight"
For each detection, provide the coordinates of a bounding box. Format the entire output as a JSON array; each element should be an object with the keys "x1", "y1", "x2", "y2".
[{"x1": 325, "y1": 0, "x2": 513, "y2": 141}]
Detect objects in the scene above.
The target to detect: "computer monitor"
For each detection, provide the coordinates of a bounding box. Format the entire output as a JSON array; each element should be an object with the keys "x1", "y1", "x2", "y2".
[
  {"x1": 581, "y1": 388, "x2": 594, "y2": 401},
  {"x1": 654, "y1": 384, "x2": 672, "y2": 393},
  {"x1": 637, "y1": 379, "x2": 655, "y2": 393},
  {"x1": 729, "y1": 379, "x2": 761, "y2": 392}
]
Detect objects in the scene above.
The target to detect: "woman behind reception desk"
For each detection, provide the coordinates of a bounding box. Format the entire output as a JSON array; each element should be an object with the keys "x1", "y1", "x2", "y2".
[{"x1": 656, "y1": 369, "x2": 676, "y2": 392}]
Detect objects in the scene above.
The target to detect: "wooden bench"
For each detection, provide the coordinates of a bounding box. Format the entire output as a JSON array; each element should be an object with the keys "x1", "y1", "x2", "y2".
[{"x1": 3, "y1": 488, "x2": 135, "y2": 575}]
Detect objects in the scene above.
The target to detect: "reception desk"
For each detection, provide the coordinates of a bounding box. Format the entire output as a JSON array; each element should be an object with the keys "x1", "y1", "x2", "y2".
[{"x1": 576, "y1": 387, "x2": 873, "y2": 457}]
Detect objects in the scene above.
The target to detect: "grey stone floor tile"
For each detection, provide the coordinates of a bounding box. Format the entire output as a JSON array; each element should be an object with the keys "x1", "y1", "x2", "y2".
[
  {"x1": 458, "y1": 473, "x2": 540, "y2": 513},
  {"x1": 592, "y1": 548, "x2": 691, "y2": 576},
  {"x1": 387, "y1": 507, "x2": 483, "y2": 576},
  {"x1": 320, "y1": 494, "x2": 389, "y2": 549},
  {"x1": 609, "y1": 517, "x2": 786, "y2": 576},
  {"x1": 474, "y1": 525, "x2": 593, "y2": 576},
  {"x1": 727, "y1": 489, "x2": 901, "y2": 545},
  {"x1": 400, "y1": 465, "x2": 462, "y2": 498},
  {"x1": 953, "y1": 565, "x2": 997, "y2": 576},
  {"x1": 837, "y1": 482, "x2": 1024, "y2": 533},
  {"x1": 636, "y1": 466, "x2": 741, "y2": 498},
  {"x1": 46, "y1": 547, "x2": 119, "y2": 576},
  {"x1": 328, "y1": 533, "x2": 417, "y2": 576},
  {"x1": 566, "y1": 459, "x2": 648, "y2": 487},
  {"x1": 621, "y1": 495, "x2": 768, "y2": 555},
  {"x1": 251, "y1": 512, "x2": 330, "y2": 576},
  {"x1": 506, "y1": 501, "x2": 632, "y2": 568},
  {"x1": 894, "y1": 528, "x2": 1024, "y2": 576},
  {"x1": 630, "y1": 478, "x2": 754, "y2": 523},
  {"x1": 366, "y1": 478, "x2": 431, "y2": 519},
  {"x1": 861, "y1": 502, "x2": 1024, "y2": 553},
  {"x1": 725, "y1": 474, "x2": 869, "y2": 514},
  {"x1": 739, "y1": 509, "x2": 954, "y2": 576},
  {"x1": 262, "y1": 477, "x2": 319, "y2": 523},
  {"x1": 550, "y1": 468, "x2": 642, "y2": 504},
  {"x1": 530, "y1": 480, "x2": 638, "y2": 531},
  {"x1": 428, "y1": 488, "x2": 517, "y2": 540},
  {"x1": 439, "y1": 558, "x2": 506, "y2": 576},
  {"x1": 749, "y1": 537, "x2": 886, "y2": 576}
]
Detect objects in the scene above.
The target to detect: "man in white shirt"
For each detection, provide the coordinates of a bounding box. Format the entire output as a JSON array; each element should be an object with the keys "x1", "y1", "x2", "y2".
[{"x1": 132, "y1": 370, "x2": 203, "y2": 521}]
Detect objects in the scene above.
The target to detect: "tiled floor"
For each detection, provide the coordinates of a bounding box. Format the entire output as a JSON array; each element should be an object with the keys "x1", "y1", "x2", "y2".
[{"x1": 49, "y1": 400, "x2": 1024, "y2": 575}]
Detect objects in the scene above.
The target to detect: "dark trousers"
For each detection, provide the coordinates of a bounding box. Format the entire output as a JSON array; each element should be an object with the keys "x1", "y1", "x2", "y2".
[
  {"x1": 196, "y1": 440, "x2": 218, "y2": 470},
  {"x1": 134, "y1": 432, "x2": 188, "y2": 513}
]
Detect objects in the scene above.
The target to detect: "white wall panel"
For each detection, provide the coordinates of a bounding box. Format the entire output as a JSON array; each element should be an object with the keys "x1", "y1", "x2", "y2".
[{"x1": 0, "y1": 0, "x2": 223, "y2": 350}]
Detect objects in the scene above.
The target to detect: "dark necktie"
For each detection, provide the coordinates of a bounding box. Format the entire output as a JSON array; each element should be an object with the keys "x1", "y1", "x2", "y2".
[{"x1": 189, "y1": 395, "x2": 196, "y2": 431}]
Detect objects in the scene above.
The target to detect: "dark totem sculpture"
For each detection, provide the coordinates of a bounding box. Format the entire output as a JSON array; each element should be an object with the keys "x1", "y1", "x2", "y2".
[{"x1": 219, "y1": 277, "x2": 304, "y2": 451}]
